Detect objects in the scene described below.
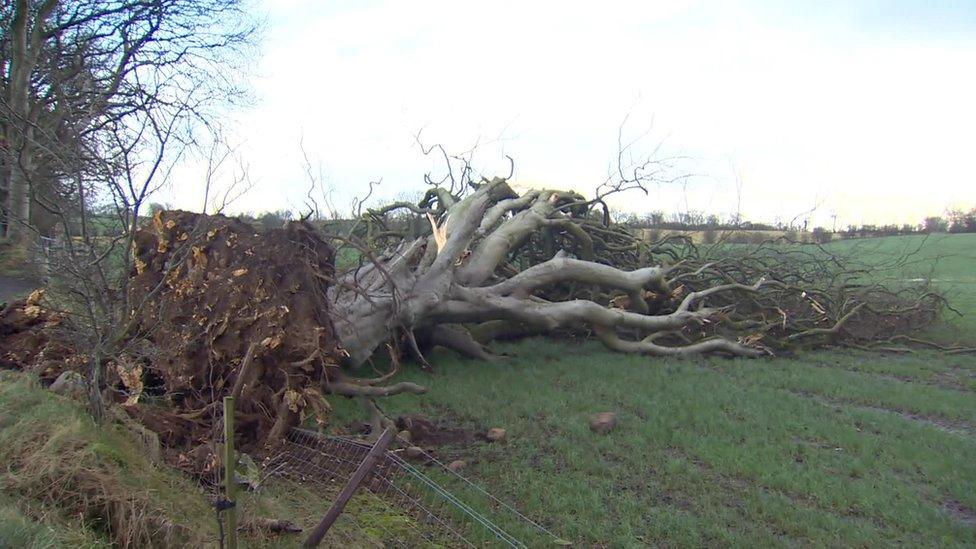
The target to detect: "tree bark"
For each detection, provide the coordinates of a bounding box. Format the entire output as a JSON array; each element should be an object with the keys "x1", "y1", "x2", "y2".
[
  {"x1": 329, "y1": 174, "x2": 941, "y2": 370},
  {"x1": 330, "y1": 178, "x2": 784, "y2": 366}
]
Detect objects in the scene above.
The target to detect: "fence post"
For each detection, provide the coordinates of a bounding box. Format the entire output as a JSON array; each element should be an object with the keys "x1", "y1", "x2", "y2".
[
  {"x1": 223, "y1": 396, "x2": 238, "y2": 549},
  {"x1": 303, "y1": 428, "x2": 395, "y2": 547}
]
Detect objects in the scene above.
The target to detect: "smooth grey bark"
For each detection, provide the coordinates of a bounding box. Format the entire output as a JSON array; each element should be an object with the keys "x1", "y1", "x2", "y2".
[{"x1": 330, "y1": 178, "x2": 767, "y2": 366}]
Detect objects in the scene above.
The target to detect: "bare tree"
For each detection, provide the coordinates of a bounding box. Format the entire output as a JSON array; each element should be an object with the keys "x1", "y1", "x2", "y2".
[
  {"x1": 0, "y1": 0, "x2": 258, "y2": 420},
  {"x1": 0, "y1": 0, "x2": 257, "y2": 243}
]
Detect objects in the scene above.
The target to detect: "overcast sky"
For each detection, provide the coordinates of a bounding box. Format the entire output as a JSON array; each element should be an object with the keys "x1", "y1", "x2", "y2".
[{"x1": 167, "y1": 0, "x2": 976, "y2": 228}]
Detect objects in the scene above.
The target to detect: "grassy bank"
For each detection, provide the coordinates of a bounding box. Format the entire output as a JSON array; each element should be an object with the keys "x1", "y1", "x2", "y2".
[{"x1": 0, "y1": 371, "x2": 427, "y2": 548}]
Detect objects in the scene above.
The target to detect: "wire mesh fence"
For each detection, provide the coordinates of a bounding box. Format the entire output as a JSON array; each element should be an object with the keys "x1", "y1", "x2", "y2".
[{"x1": 263, "y1": 428, "x2": 563, "y2": 547}]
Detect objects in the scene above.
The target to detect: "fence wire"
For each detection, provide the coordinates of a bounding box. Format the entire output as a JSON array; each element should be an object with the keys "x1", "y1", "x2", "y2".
[{"x1": 264, "y1": 428, "x2": 561, "y2": 547}]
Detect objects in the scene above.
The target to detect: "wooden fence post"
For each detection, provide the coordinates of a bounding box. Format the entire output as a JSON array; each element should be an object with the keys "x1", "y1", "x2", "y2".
[
  {"x1": 223, "y1": 396, "x2": 238, "y2": 549},
  {"x1": 303, "y1": 428, "x2": 395, "y2": 547}
]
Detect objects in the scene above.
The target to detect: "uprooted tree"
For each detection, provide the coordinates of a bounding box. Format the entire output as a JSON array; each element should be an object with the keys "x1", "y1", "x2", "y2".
[
  {"x1": 85, "y1": 166, "x2": 950, "y2": 465},
  {"x1": 332, "y1": 177, "x2": 943, "y2": 365}
]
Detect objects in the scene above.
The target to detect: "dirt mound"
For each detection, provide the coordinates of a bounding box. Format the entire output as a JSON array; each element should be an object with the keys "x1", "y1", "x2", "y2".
[
  {"x1": 0, "y1": 289, "x2": 76, "y2": 381},
  {"x1": 123, "y1": 210, "x2": 342, "y2": 463}
]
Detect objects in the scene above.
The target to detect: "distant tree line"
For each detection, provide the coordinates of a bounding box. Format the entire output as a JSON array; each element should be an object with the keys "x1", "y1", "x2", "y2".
[
  {"x1": 119, "y1": 204, "x2": 975, "y2": 244},
  {"x1": 612, "y1": 206, "x2": 976, "y2": 244},
  {"x1": 613, "y1": 210, "x2": 788, "y2": 232},
  {"x1": 840, "y1": 208, "x2": 976, "y2": 238}
]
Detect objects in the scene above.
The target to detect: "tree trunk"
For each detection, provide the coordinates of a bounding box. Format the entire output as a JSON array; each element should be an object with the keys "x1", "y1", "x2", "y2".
[
  {"x1": 331, "y1": 177, "x2": 943, "y2": 368},
  {"x1": 2, "y1": 0, "x2": 55, "y2": 243}
]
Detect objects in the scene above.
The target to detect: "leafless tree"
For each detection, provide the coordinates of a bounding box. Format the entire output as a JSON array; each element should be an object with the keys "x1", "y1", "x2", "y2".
[
  {"x1": 0, "y1": 0, "x2": 257, "y2": 243},
  {"x1": 0, "y1": 0, "x2": 258, "y2": 419}
]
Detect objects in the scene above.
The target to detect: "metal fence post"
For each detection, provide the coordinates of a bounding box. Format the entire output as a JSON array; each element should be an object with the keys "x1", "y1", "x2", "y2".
[{"x1": 223, "y1": 396, "x2": 238, "y2": 549}]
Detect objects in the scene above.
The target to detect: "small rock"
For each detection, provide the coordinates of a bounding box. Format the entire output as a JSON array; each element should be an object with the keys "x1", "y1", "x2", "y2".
[
  {"x1": 403, "y1": 446, "x2": 426, "y2": 461},
  {"x1": 446, "y1": 459, "x2": 467, "y2": 473},
  {"x1": 589, "y1": 412, "x2": 617, "y2": 435},
  {"x1": 486, "y1": 427, "x2": 507, "y2": 443},
  {"x1": 49, "y1": 371, "x2": 86, "y2": 400}
]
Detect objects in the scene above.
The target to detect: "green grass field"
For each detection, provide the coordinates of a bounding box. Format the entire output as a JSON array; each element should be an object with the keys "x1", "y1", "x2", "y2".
[{"x1": 330, "y1": 233, "x2": 976, "y2": 547}]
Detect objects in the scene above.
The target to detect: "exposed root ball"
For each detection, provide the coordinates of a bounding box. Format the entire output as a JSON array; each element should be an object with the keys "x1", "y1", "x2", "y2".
[
  {"x1": 0, "y1": 290, "x2": 76, "y2": 382},
  {"x1": 126, "y1": 211, "x2": 342, "y2": 458}
]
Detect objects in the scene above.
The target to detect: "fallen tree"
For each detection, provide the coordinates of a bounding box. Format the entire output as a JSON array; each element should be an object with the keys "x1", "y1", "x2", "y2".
[
  {"x1": 8, "y1": 175, "x2": 946, "y2": 460},
  {"x1": 332, "y1": 176, "x2": 943, "y2": 367},
  {"x1": 133, "y1": 174, "x2": 949, "y2": 449}
]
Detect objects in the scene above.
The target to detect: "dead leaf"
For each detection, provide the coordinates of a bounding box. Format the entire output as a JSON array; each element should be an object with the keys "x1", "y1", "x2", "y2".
[
  {"x1": 117, "y1": 362, "x2": 144, "y2": 406},
  {"x1": 26, "y1": 288, "x2": 44, "y2": 306},
  {"x1": 284, "y1": 389, "x2": 302, "y2": 413},
  {"x1": 191, "y1": 246, "x2": 208, "y2": 268},
  {"x1": 152, "y1": 210, "x2": 166, "y2": 235},
  {"x1": 261, "y1": 334, "x2": 283, "y2": 349},
  {"x1": 233, "y1": 268, "x2": 248, "y2": 277}
]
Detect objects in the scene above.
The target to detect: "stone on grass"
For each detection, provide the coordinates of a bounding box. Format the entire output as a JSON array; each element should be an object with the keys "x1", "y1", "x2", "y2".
[
  {"x1": 486, "y1": 427, "x2": 507, "y2": 443},
  {"x1": 49, "y1": 371, "x2": 86, "y2": 400},
  {"x1": 589, "y1": 412, "x2": 617, "y2": 435},
  {"x1": 403, "y1": 446, "x2": 426, "y2": 461},
  {"x1": 446, "y1": 459, "x2": 467, "y2": 473}
]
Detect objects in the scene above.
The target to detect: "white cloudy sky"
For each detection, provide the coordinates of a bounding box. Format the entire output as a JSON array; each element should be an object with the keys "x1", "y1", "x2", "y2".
[{"x1": 166, "y1": 0, "x2": 976, "y2": 228}]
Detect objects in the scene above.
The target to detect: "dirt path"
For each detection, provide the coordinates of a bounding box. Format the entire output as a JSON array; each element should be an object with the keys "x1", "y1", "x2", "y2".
[{"x1": 0, "y1": 276, "x2": 38, "y2": 304}]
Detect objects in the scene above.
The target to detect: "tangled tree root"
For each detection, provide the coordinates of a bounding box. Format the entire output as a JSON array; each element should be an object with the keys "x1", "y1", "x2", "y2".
[{"x1": 116, "y1": 211, "x2": 430, "y2": 470}]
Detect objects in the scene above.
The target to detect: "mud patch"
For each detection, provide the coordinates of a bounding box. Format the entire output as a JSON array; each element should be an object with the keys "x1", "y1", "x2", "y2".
[
  {"x1": 942, "y1": 497, "x2": 976, "y2": 526},
  {"x1": 379, "y1": 413, "x2": 478, "y2": 447},
  {"x1": 0, "y1": 290, "x2": 77, "y2": 382}
]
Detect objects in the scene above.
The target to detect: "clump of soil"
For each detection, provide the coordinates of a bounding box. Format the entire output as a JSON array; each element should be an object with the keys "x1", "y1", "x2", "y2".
[
  {"x1": 0, "y1": 289, "x2": 77, "y2": 381},
  {"x1": 395, "y1": 413, "x2": 478, "y2": 446},
  {"x1": 122, "y1": 210, "x2": 343, "y2": 465},
  {"x1": 0, "y1": 290, "x2": 50, "y2": 369}
]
